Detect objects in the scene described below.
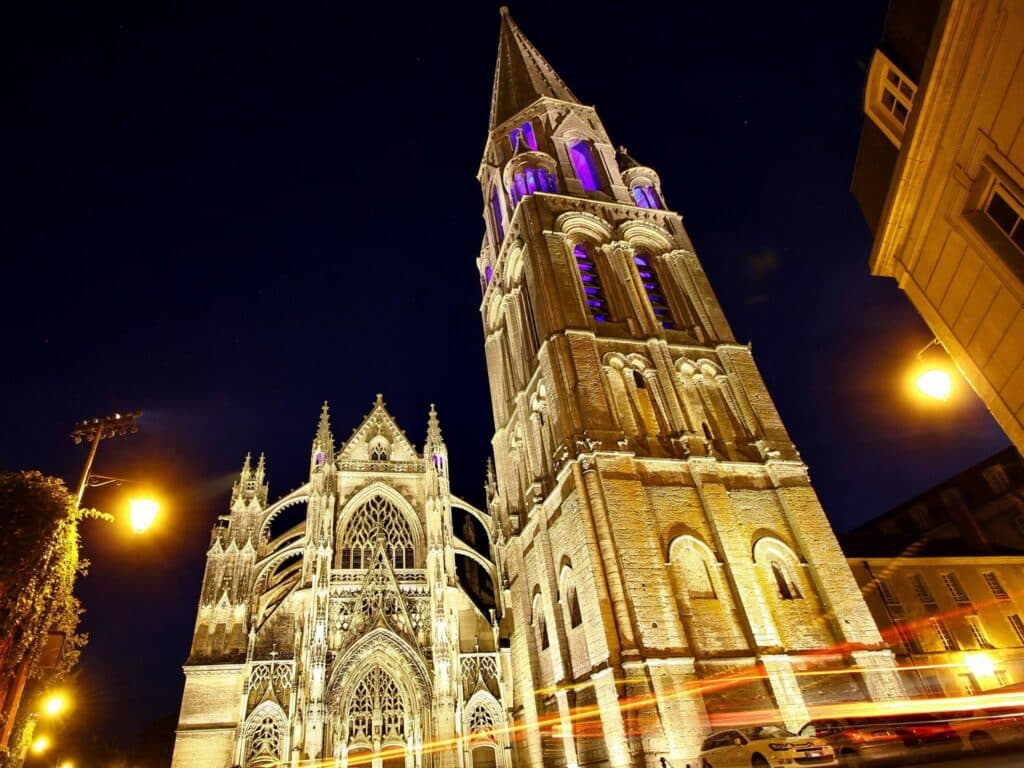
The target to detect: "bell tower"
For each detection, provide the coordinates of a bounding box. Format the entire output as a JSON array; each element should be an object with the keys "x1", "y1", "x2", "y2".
[{"x1": 478, "y1": 9, "x2": 903, "y2": 767}]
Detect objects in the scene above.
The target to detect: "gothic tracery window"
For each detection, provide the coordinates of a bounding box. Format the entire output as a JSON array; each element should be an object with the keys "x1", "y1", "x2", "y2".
[
  {"x1": 247, "y1": 715, "x2": 282, "y2": 765},
  {"x1": 468, "y1": 703, "x2": 496, "y2": 737},
  {"x1": 347, "y1": 666, "x2": 406, "y2": 745},
  {"x1": 339, "y1": 494, "x2": 416, "y2": 569}
]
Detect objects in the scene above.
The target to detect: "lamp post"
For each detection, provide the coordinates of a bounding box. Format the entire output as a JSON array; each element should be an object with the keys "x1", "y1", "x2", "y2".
[
  {"x1": 69, "y1": 410, "x2": 141, "y2": 507},
  {"x1": 0, "y1": 411, "x2": 148, "y2": 759}
]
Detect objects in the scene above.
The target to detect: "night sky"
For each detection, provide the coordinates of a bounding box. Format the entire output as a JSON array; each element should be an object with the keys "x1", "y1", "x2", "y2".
[{"x1": 3, "y1": 1, "x2": 1010, "y2": 761}]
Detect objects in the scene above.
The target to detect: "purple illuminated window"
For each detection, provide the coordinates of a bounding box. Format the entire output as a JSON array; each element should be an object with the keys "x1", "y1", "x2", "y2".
[
  {"x1": 644, "y1": 186, "x2": 661, "y2": 209},
  {"x1": 526, "y1": 168, "x2": 538, "y2": 194},
  {"x1": 632, "y1": 186, "x2": 649, "y2": 208},
  {"x1": 521, "y1": 122, "x2": 537, "y2": 150},
  {"x1": 510, "y1": 127, "x2": 522, "y2": 150},
  {"x1": 574, "y1": 244, "x2": 609, "y2": 322},
  {"x1": 634, "y1": 252, "x2": 674, "y2": 328},
  {"x1": 315, "y1": 451, "x2": 325, "y2": 465},
  {"x1": 568, "y1": 140, "x2": 602, "y2": 191},
  {"x1": 508, "y1": 184, "x2": 518, "y2": 206},
  {"x1": 432, "y1": 453, "x2": 443, "y2": 468},
  {"x1": 491, "y1": 188, "x2": 505, "y2": 241},
  {"x1": 515, "y1": 173, "x2": 527, "y2": 198},
  {"x1": 485, "y1": 265, "x2": 493, "y2": 284}
]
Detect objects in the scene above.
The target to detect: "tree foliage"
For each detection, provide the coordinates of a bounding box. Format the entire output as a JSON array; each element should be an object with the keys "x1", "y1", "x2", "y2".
[{"x1": 0, "y1": 471, "x2": 103, "y2": 737}]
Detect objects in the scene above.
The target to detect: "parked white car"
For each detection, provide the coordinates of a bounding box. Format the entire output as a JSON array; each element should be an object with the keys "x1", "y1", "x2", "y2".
[{"x1": 699, "y1": 725, "x2": 839, "y2": 767}]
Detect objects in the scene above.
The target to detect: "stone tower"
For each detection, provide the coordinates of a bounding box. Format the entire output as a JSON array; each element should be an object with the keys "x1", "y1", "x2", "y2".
[
  {"x1": 476, "y1": 9, "x2": 902, "y2": 766},
  {"x1": 171, "y1": 399, "x2": 511, "y2": 768}
]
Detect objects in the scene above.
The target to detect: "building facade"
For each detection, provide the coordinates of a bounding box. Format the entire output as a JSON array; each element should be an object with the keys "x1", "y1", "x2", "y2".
[
  {"x1": 173, "y1": 10, "x2": 908, "y2": 768},
  {"x1": 849, "y1": 556, "x2": 1024, "y2": 698},
  {"x1": 844, "y1": 446, "x2": 1024, "y2": 557},
  {"x1": 851, "y1": 0, "x2": 1024, "y2": 452}
]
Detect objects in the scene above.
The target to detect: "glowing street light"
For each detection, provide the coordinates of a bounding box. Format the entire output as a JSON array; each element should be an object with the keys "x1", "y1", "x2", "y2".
[
  {"x1": 58, "y1": 761, "x2": 74, "y2": 768},
  {"x1": 31, "y1": 735, "x2": 50, "y2": 754},
  {"x1": 911, "y1": 339, "x2": 956, "y2": 403},
  {"x1": 129, "y1": 498, "x2": 159, "y2": 533},
  {"x1": 966, "y1": 652, "x2": 996, "y2": 679},
  {"x1": 916, "y1": 369, "x2": 952, "y2": 401},
  {"x1": 42, "y1": 692, "x2": 67, "y2": 717}
]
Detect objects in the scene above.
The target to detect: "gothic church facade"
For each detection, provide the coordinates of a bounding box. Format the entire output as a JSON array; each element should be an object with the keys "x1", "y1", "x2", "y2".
[{"x1": 172, "y1": 10, "x2": 902, "y2": 768}]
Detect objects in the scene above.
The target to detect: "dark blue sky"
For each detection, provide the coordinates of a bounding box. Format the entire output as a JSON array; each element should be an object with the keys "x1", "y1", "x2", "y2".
[{"x1": 3, "y1": 1, "x2": 1008, "y2": 760}]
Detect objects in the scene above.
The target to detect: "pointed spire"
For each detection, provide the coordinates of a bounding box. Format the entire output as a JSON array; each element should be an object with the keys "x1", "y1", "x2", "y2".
[
  {"x1": 256, "y1": 452, "x2": 266, "y2": 474},
  {"x1": 490, "y1": 8, "x2": 579, "y2": 129},
  {"x1": 241, "y1": 451, "x2": 252, "y2": 476},
  {"x1": 427, "y1": 403, "x2": 443, "y2": 445},
  {"x1": 316, "y1": 401, "x2": 333, "y2": 448}
]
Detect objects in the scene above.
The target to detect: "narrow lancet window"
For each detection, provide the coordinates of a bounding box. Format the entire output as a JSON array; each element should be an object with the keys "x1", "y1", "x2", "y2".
[
  {"x1": 633, "y1": 253, "x2": 674, "y2": 328},
  {"x1": 573, "y1": 244, "x2": 609, "y2": 322},
  {"x1": 490, "y1": 188, "x2": 505, "y2": 242},
  {"x1": 568, "y1": 140, "x2": 602, "y2": 191}
]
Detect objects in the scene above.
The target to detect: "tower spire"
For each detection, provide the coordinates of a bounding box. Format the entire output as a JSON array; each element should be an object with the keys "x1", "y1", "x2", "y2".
[
  {"x1": 490, "y1": 8, "x2": 579, "y2": 129},
  {"x1": 311, "y1": 401, "x2": 334, "y2": 472}
]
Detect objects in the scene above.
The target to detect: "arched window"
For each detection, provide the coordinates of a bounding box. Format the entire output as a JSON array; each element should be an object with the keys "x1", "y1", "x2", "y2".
[
  {"x1": 521, "y1": 121, "x2": 537, "y2": 151},
  {"x1": 246, "y1": 710, "x2": 283, "y2": 767},
  {"x1": 633, "y1": 252, "x2": 674, "y2": 329},
  {"x1": 772, "y1": 561, "x2": 801, "y2": 600},
  {"x1": 532, "y1": 592, "x2": 549, "y2": 650},
  {"x1": 338, "y1": 494, "x2": 415, "y2": 569},
  {"x1": 573, "y1": 243, "x2": 610, "y2": 322},
  {"x1": 632, "y1": 184, "x2": 662, "y2": 209},
  {"x1": 468, "y1": 703, "x2": 496, "y2": 738},
  {"x1": 632, "y1": 369, "x2": 646, "y2": 389},
  {"x1": 348, "y1": 666, "x2": 406, "y2": 746},
  {"x1": 670, "y1": 536, "x2": 718, "y2": 600},
  {"x1": 490, "y1": 187, "x2": 505, "y2": 242},
  {"x1": 568, "y1": 140, "x2": 603, "y2": 191},
  {"x1": 559, "y1": 567, "x2": 583, "y2": 629}
]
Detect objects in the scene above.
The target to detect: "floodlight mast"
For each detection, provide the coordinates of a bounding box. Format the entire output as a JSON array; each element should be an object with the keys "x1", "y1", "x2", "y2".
[{"x1": 69, "y1": 410, "x2": 142, "y2": 506}]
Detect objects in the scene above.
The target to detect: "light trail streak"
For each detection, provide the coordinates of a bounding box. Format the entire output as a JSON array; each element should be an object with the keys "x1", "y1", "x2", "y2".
[{"x1": 285, "y1": 622, "x2": 1024, "y2": 767}]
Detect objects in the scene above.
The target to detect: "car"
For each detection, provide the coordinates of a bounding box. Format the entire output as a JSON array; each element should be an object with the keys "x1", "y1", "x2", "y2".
[
  {"x1": 699, "y1": 725, "x2": 838, "y2": 767},
  {"x1": 944, "y1": 706, "x2": 1024, "y2": 754},
  {"x1": 798, "y1": 714, "x2": 962, "y2": 766}
]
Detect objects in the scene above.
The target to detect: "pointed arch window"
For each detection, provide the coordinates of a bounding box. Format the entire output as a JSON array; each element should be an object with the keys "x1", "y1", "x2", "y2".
[
  {"x1": 339, "y1": 494, "x2": 415, "y2": 569},
  {"x1": 568, "y1": 140, "x2": 603, "y2": 191},
  {"x1": 246, "y1": 714, "x2": 282, "y2": 766},
  {"x1": 573, "y1": 243, "x2": 609, "y2": 322},
  {"x1": 633, "y1": 252, "x2": 674, "y2": 329},
  {"x1": 348, "y1": 666, "x2": 406, "y2": 745}
]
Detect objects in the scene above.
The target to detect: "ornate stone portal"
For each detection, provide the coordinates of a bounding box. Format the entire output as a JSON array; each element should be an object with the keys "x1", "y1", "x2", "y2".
[{"x1": 172, "y1": 10, "x2": 906, "y2": 768}]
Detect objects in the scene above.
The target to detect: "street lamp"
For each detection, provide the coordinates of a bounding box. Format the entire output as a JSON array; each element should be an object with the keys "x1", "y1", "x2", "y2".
[
  {"x1": 69, "y1": 410, "x2": 142, "y2": 507},
  {"x1": 31, "y1": 735, "x2": 50, "y2": 754},
  {"x1": 911, "y1": 339, "x2": 955, "y2": 402},
  {"x1": 41, "y1": 692, "x2": 67, "y2": 718},
  {"x1": 128, "y1": 498, "x2": 159, "y2": 534}
]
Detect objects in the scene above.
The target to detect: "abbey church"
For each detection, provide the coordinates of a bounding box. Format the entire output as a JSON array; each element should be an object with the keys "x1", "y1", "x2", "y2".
[{"x1": 171, "y1": 10, "x2": 904, "y2": 768}]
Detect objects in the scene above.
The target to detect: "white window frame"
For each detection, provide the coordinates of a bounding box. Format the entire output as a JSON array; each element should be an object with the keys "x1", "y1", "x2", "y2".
[
  {"x1": 984, "y1": 572, "x2": 1009, "y2": 600},
  {"x1": 942, "y1": 573, "x2": 971, "y2": 604},
  {"x1": 865, "y1": 50, "x2": 916, "y2": 147}
]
